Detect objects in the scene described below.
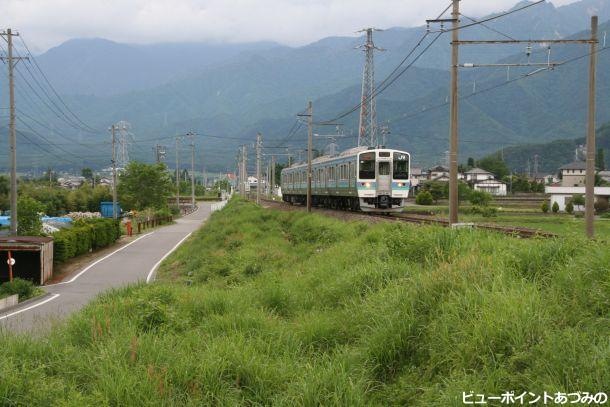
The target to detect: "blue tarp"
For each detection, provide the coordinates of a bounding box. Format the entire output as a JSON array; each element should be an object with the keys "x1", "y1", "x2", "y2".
[{"x1": 0, "y1": 216, "x2": 72, "y2": 226}]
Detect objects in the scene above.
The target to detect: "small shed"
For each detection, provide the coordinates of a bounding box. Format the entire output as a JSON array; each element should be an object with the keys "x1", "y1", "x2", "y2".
[{"x1": 0, "y1": 237, "x2": 54, "y2": 285}]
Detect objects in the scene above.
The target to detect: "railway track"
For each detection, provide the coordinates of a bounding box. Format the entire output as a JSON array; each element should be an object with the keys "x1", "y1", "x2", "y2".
[{"x1": 256, "y1": 197, "x2": 557, "y2": 239}]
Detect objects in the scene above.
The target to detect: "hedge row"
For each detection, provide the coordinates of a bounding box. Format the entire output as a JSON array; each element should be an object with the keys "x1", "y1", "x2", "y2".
[{"x1": 53, "y1": 219, "x2": 120, "y2": 264}]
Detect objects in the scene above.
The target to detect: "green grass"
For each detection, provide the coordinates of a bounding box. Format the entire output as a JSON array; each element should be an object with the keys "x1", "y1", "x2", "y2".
[{"x1": 0, "y1": 198, "x2": 608, "y2": 405}]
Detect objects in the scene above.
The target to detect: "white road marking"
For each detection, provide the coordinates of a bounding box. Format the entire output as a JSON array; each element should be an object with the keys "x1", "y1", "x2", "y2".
[
  {"x1": 46, "y1": 232, "x2": 155, "y2": 287},
  {"x1": 146, "y1": 232, "x2": 193, "y2": 283},
  {"x1": 0, "y1": 293, "x2": 61, "y2": 321}
]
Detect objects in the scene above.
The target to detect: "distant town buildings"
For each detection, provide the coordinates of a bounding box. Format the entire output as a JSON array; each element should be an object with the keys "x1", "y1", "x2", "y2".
[{"x1": 545, "y1": 159, "x2": 610, "y2": 212}]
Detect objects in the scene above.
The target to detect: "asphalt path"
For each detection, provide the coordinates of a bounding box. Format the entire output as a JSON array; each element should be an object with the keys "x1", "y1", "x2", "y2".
[{"x1": 0, "y1": 202, "x2": 212, "y2": 334}]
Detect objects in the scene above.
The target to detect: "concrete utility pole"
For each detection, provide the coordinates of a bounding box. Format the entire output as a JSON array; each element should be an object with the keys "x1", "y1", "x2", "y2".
[
  {"x1": 187, "y1": 132, "x2": 196, "y2": 210},
  {"x1": 111, "y1": 125, "x2": 118, "y2": 220},
  {"x1": 298, "y1": 101, "x2": 314, "y2": 212},
  {"x1": 241, "y1": 144, "x2": 248, "y2": 196},
  {"x1": 256, "y1": 132, "x2": 262, "y2": 204},
  {"x1": 271, "y1": 154, "x2": 276, "y2": 197},
  {"x1": 1, "y1": 29, "x2": 27, "y2": 235},
  {"x1": 449, "y1": 0, "x2": 460, "y2": 225},
  {"x1": 585, "y1": 16, "x2": 598, "y2": 238},
  {"x1": 175, "y1": 136, "x2": 181, "y2": 207}
]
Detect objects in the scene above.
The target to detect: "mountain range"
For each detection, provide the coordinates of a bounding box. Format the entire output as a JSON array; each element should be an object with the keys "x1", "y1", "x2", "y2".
[{"x1": 1, "y1": 0, "x2": 610, "y2": 172}]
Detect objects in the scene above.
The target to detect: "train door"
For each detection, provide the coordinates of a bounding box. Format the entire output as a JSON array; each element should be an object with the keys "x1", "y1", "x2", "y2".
[{"x1": 377, "y1": 160, "x2": 391, "y2": 193}]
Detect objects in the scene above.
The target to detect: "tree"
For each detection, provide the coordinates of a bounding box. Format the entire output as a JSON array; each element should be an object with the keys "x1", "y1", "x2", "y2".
[
  {"x1": 541, "y1": 201, "x2": 549, "y2": 213},
  {"x1": 469, "y1": 190, "x2": 492, "y2": 206},
  {"x1": 416, "y1": 190, "x2": 434, "y2": 205},
  {"x1": 572, "y1": 194, "x2": 585, "y2": 206},
  {"x1": 422, "y1": 181, "x2": 446, "y2": 202},
  {"x1": 596, "y1": 148, "x2": 605, "y2": 171},
  {"x1": 467, "y1": 157, "x2": 475, "y2": 168},
  {"x1": 552, "y1": 201, "x2": 560, "y2": 213},
  {"x1": 477, "y1": 152, "x2": 509, "y2": 179},
  {"x1": 81, "y1": 168, "x2": 93, "y2": 180},
  {"x1": 566, "y1": 201, "x2": 574, "y2": 214},
  {"x1": 17, "y1": 196, "x2": 44, "y2": 236},
  {"x1": 118, "y1": 162, "x2": 173, "y2": 210}
]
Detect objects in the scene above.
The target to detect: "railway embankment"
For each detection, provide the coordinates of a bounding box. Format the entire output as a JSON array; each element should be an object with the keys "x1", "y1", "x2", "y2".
[{"x1": 0, "y1": 198, "x2": 607, "y2": 405}]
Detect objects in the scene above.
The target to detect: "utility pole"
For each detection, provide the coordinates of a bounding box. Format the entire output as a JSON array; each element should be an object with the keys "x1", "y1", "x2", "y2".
[
  {"x1": 449, "y1": 0, "x2": 460, "y2": 225},
  {"x1": 175, "y1": 136, "x2": 181, "y2": 207},
  {"x1": 585, "y1": 16, "x2": 598, "y2": 239},
  {"x1": 271, "y1": 154, "x2": 276, "y2": 197},
  {"x1": 110, "y1": 125, "x2": 118, "y2": 220},
  {"x1": 1, "y1": 29, "x2": 27, "y2": 235},
  {"x1": 298, "y1": 102, "x2": 313, "y2": 212},
  {"x1": 241, "y1": 144, "x2": 248, "y2": 196},
  {"x1": 187, "y1": 132, "x2": 196, "y2": 210},
  {"x1": 256, "y1": 132, "x2": 262, "y2": 204}
]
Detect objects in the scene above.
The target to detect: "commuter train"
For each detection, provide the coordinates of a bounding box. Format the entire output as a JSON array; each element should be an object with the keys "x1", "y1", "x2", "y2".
[{"x1": 281, "y1": 146, "x2": 411, "y2": 212}]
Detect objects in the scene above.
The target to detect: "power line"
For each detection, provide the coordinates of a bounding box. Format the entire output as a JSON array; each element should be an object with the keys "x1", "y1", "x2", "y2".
[{"x1": 19, "y1": 35, "x2": 101, "y2": 133}]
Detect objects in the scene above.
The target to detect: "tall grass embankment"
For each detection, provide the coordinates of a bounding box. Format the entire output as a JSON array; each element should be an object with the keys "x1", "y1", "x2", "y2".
[{"x1": 0, "y1": 199, "x2": 607, "y2": 405}]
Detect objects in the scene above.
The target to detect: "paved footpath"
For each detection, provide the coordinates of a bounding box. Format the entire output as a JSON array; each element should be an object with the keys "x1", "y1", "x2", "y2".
[{"x1": 0, "y1": 202, "x2": 212, "y2": 334}]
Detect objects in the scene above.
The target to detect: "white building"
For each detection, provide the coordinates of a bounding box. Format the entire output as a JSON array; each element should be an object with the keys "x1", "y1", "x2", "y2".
[
  {"x1": 428, "y1": 165, "x2": 449, "y2": 180},
  {"x1": 465, "y1": 168, "x2": 495, "y2": 183},
  {"x1": 545, "y1": 186, "x2": 610, "y2": 212},
  {"x1": 473, "y1": 179, "x2": 507, "y2": 196},
  {"x1": 559, "y1": 161, "x2": 587, "y2": 187}
]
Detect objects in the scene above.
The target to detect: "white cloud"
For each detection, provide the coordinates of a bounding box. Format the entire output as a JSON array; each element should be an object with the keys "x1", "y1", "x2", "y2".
[{"x1": 2, "y1": 0, "x2": 580, "y2": 52}]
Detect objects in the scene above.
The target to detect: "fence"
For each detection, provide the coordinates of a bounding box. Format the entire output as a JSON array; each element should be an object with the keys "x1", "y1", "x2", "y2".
[
  {"x1": 211, "y1": 200, "x2": 228, "y2": 213},
  {"x1": 136, "y1": 216, "x2": 173, "y2": 234}
]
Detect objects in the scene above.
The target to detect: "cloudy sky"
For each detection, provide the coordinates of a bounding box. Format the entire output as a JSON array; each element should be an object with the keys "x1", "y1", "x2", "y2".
[{"x1": 3, "y1": 0, "x2": 579, "y2": 52}]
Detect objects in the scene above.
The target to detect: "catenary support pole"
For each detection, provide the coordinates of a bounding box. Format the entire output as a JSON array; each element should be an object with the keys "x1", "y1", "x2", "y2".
[
  {"x1": 307, "y1": 101, "x2": 313, "y2": 212},
  {"x1": 585, "y1": 16, "x2": 598, "y2": 239},
  {"x1": 175, "y1": 136, "x2": 180, "y2": 207},
  {"x1": 111, "y1": 125, "x2": 118, "y2": 220},
  {"x1": 449, "y1": 0, "x2": 460, "y2": 225},
  {"x1": 256, "y1": 133, "x2": 262, "y2": 204}
]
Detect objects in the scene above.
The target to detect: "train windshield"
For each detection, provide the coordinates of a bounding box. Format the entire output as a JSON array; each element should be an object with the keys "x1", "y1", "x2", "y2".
[
  {"x1": 359, "y1": 152, "x2": 375, "y2": 179},
  {"x1": 393, "y1": 152, "x2": 409, "y2": 179}
]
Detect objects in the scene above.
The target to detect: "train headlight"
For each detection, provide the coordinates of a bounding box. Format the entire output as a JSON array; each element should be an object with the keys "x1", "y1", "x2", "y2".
[
  {"x1": 365, "y1": 182, "x2": 371, "y2": 188},
  {"x1": 397, "y1": 182, "x2": 404, "y2": 187}
]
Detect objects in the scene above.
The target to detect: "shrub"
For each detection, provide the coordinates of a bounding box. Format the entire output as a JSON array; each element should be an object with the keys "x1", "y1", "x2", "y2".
[
  {"x1": 566, "y1": 201, "x2": 574, "y2": 214},
  {"x1": 552, "y1": 201, "x2": 560, "y2": 213},
  {"x1": 469, "y1": 205, "x2": 498, "y2": 217},
  {"x1": 541, "y1": 201, "x2": 549, "y2": 213},
  {"x1": 0, "y1": 278, "x2": 39, "y2": 301},
  {"x1": 469, "y1": 190, "x2": 492, "y2": 206},
  {"x1": 415, "y1": 190, "x2": 434, "y2": 205},
  {"x1": 594, "y1": 199, "x2": 609, "y2": 213},
  {"x1": 572, "y1": 194, "x2": 585, "y2": 206},
  {"x1": 53, "y1": 218, "x2": 120, "y2": 263}
]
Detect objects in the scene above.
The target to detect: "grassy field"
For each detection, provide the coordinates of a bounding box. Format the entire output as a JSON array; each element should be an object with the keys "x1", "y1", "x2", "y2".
[
  {"x1": 404, "y1": 204, "x2": 610, "y2": 237},
  {"x1": 0, "y1": 199, "x2": 608, "y2": 405}
]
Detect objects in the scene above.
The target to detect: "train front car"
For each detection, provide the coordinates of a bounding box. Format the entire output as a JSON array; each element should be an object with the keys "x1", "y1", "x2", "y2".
[{"x1": 357, "y1": 149, "x2": 410, "y2": 212}]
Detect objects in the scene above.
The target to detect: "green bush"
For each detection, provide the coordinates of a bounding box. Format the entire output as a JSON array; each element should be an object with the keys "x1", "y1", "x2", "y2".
[
  {"x1": 53, "y1": 218, "x2": 120, "y2": 263},
  {"x1": 0, "y1": 278, "x2": 40, "y2": 301},
  {"x1": 469, "y1": 205, "x2": 498, "y2": 217},
  {"x1": 566, "y1": 201, "x2": 574, "y2": 214},
  {"x1": 594, "y1": 199, "x2": 609, "y2": 213},
  {"x1": 541, "y1": 201, "x2": 549, "y2": 213},
  {"x1": 415, "y1": 190, "x2": 434, "y2": 205},
  {"x1": 552, "y1": 201, "x2": 560, "y2": 213},
  {"x1": 572, "y1": 194, "x2": 585, "y2": 206},
  {"x1": 469, "y1": 190, "x2": 493, "y2": 206}
]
